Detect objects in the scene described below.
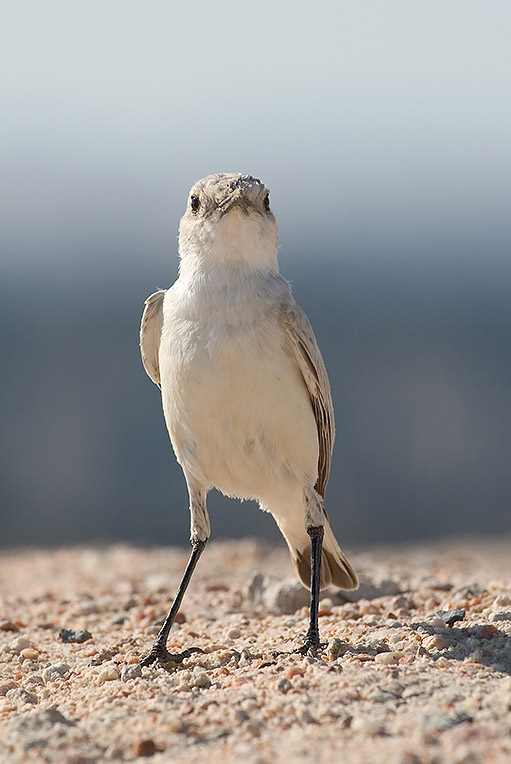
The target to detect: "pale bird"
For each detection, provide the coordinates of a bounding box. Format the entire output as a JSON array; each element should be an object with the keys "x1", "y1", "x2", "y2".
[{"x1": 139, "y1": 173, "x2": 358, "y2": 666}]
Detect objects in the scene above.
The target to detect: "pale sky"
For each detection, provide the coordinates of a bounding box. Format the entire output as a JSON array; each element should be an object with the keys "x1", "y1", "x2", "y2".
[{"x1": 2, "y1": 1, "x2": 510, "y2": 279}]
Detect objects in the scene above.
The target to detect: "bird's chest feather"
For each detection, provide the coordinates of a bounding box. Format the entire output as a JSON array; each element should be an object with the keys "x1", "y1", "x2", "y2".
[
  {"x1": 157, "y1": 273, "x2": 317, "y2": 493},
  {"x1": 161, "y1": 314, "x2": 287, "y2": 422},
  {"x1": 159, "y1": 278, "x2": 297, "y2": 431}
]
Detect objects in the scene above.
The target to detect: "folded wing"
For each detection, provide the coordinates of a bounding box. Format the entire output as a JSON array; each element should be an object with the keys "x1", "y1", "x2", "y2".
[
  {"x1": 140, "y1": 290, "x2": 166, "y2": 389},
  {"x1": 283, "y1": 303, "x2": 335, "y2": 498}
]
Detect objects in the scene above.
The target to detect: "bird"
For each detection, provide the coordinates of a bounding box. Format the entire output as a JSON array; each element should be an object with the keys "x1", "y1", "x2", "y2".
[{"x1": 139, "y1": 173, "x2": 358, "y2": 666}]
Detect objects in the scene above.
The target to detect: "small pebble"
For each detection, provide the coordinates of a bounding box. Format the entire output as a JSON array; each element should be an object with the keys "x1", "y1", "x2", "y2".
[
  {"x1": 285, "y1": 665, "x2": 305, "y2": 679},
  {"x1": 245, "y1": 721, "x2": 262, "y2": 737},
  {"x1": 374, "y1": 651, "x2": 403, "y2": 665},
  {"x1": 327, "y1": 637, "x2": 349, "y2": 660},
  {"x1": 277, "y1": 678, "x2": 292, "y2": 694},
  {"x1": 20, "y1": 648, "x2": 39, "y2": 661},
  {"x1": 59, "y1": 628, "x2": 93, "y2": 643},
  {"x1": 0, "y1": 620, "x2": 20, "y2": 632},
  {"x1": 42, "y1": 663, "x2": 71, "y2": 682},
  {"x1": 10, "y1": 636, "x2": 30, "y2": 654},
  {"x1": 435, "y1": 609, "x2": 465, "y2": 626},
  {"x1": 122, "y1": 664, "x2": 142, "y2": 681},
  {"x1": 135, "y1": 739, "x2": 158, "y2": 757},
  {"x1": 227, "y1": 627, "x2": 241, "y2": 640},
  {"x1": 428, "y1": 617, "x2": 447, "y2": 629},
  {"x1": 97, "y1": 664, "x2": 121, "y2": 683},
  {"x1": 0, "y1": 680, "x2": 17, "y2": 696}
]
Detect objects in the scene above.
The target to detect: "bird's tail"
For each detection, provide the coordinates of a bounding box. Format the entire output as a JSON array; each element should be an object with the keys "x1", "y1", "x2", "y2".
[{"x1": 282, "y1": 520, "x2": 358, "y2": 591}]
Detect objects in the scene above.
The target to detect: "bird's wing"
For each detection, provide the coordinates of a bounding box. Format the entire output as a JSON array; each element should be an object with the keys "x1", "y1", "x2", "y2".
[
  {"x1": 140, "y1": 290, "x2": 166, "y2": 389},
  {"x1": 283, "y1": 303, "x2": 335, "y2": 498}
]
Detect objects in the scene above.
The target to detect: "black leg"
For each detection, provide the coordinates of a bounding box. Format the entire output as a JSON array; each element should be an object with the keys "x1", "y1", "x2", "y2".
[
  {"x1": 140, "y1": 539, "x2": 207, "y2": 667},
  {"x1": 296, "y1": 525, "x2": 325, "y2": 657}
]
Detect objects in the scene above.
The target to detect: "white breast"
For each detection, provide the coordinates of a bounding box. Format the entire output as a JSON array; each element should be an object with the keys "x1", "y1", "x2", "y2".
[{"x1": 158, "y1": 268, "x2": 318, "y2": 500}]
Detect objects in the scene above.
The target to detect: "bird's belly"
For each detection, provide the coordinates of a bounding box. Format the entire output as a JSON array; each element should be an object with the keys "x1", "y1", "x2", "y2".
[{"x1": 159, "y1": 331, "x2": 318, "y2": 498}]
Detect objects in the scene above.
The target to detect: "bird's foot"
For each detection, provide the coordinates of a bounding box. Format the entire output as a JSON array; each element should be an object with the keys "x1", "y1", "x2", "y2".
[
  {"x1": 139, "y1": 643, "x2": 203, "y2": 669},
  {"x1": 292, "y1": 634, "x2": 326, "y2": 659},
  {"x1": 271, "y1": 635, "x2": 326, "y2": 660}
]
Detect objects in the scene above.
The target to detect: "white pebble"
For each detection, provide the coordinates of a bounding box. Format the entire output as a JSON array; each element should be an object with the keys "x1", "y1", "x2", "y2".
[
  {"x1": 374, "y1": 651, "x2": 403, "y2": 664},
  {"x1": 121, "y1": 664, "x2": 142, "y2": 681},
  {"x1": 42, "y1": 663, "x2": 71, "y2": 682},
  {"x1": 97, "y1": 664, "x2": 121, "y2": 683},
  {"x1": 10, "y1": 636, "x2": 30, "y2": 654},
  {"x1": 327, "y1": 637, "x2": 349, "y2": 660},
  {"x1": 429, "y1": 617, "x2": 447, "y2": 629}
]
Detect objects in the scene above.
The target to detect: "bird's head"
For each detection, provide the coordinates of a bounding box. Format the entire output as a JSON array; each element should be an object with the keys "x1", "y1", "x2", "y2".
[{"x1": 178, "y1": 173, "x2": 279, "y2": 271}]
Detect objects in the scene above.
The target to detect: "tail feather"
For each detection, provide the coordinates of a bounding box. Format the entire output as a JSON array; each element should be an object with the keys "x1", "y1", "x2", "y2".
[{"x1": 287, "y1": 521, "x2": 358, "y2": 591}]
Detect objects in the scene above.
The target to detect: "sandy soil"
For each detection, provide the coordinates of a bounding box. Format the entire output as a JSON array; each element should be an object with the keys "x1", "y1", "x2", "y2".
[{"x1": 1, "y1": 538, "x2": 510, "y2": 764}]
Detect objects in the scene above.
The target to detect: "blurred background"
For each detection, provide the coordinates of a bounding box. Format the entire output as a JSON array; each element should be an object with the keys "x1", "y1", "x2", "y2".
[{"x1": 1, "y1": 1, "x2": 510, "y2": 548}]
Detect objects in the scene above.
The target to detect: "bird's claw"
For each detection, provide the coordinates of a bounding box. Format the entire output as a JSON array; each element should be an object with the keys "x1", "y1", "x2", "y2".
[
  {"x1": 270, "y1": 636, "x2": 327, "y2": 660},
  {"x1": 139, "y1": 645, "x2": 204, "y2": 668},
  {"x1": 292, "y1": 637, "x2": 327, "y2": 659}
]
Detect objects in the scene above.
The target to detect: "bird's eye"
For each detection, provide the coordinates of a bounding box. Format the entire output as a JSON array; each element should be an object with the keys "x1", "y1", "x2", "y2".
[
  {"x1": 190, "y1": 195, "x2": 200, "y2": 213},
  {"x1": 263, "y1": 193, "x2": 270, "y2": 211}
]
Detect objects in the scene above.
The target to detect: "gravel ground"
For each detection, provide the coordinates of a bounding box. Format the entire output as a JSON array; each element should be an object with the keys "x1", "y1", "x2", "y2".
[{"x1": 1, "y1": 538, "x2": 510, "y2": 764}]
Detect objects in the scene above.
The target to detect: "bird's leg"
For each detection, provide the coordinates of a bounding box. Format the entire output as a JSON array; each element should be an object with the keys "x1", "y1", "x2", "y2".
[
  {"x1": 295, "y1": 524, "x2": 325, "y2": 657},
  {"x1": 140, "y1": 482, "x2": 210, "y2": 668},
  {"x1": 139, "y1": 539, "x2": 207, "y2": 667}
]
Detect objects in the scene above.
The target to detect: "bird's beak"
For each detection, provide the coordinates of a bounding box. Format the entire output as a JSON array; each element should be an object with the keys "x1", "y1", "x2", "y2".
[{"x1": 217, "y1": 188, "x2": 248, "y2": 215}]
